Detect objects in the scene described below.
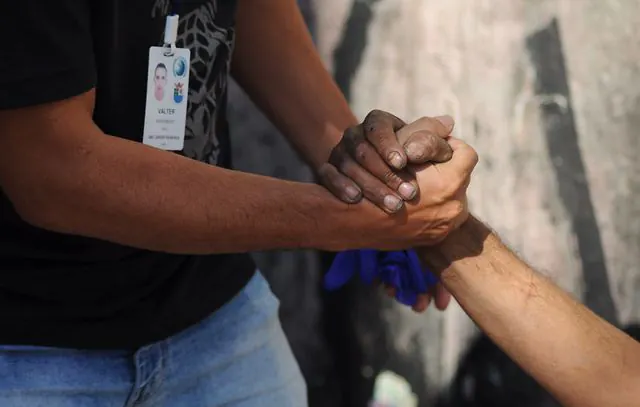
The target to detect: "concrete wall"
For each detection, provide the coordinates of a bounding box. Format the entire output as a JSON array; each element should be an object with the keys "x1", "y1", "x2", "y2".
[{"x1": 229, "y1": 1, "x2": 640, "y2": 405}]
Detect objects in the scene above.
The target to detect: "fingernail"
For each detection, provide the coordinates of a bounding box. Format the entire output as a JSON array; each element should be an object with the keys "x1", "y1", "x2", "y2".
[
  {"x1": 434, "y1": 115, "x2": 455, "y2": 132},
  {"x1": 398, "y1": 182, "x2": 416, "y2": 200},
  {"x1": 388, "y1": 152, "x2": 405, "y2": 169},
  {"x1": 384, "y1": 195, "x2": 403, "y2": 212},
  {"x1": 345, "y1": 186, "x2": 361, "y2": 201}
]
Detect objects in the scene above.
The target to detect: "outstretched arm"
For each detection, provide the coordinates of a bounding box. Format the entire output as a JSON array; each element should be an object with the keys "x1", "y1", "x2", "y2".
[
  {"x1": 231, "y1": 0, "x2": 353, "y2": 170},
  {"x1": 419, "y1": 216, "x2": 640, "y2": 407},
  {"x1": 232, "y1": 0, "x2": 454, "y2": 213},
  {"x1": 0, "y1": 1, "x2": 473, "y2": 257}
]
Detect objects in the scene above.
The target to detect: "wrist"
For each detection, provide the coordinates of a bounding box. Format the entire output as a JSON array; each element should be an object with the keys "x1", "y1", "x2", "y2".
[
  {"x1": 441, "y1": 215, "x2": 493, "y2": 256},
  {"x1": 295, "y1": 181, "x2": 385, "y2": 251},
  {"x1": 417, "y1": 215, "x2": 495, "y2": 277},
  {"x1": 310, "y1": 127, "x2": 343, "y2": 171},
  {"x1": 304, "y1": 107, "x2": 357, "y2": 171}
]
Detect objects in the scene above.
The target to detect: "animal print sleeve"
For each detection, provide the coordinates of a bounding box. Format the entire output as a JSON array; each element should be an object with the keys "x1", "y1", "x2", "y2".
[{"x1": 0, "y1": 1, "x2": 96, "y2": 109}]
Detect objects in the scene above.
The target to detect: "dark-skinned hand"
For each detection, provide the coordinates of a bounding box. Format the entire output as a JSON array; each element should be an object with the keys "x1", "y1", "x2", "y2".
[{"x1": 317, "y1": 110, "x2": 454, "y2": 213}]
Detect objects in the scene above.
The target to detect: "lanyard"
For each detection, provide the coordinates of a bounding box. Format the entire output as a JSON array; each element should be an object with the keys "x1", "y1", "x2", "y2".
[{"x1": 171, "y1": 0, "x2": 180, "y2": 16}]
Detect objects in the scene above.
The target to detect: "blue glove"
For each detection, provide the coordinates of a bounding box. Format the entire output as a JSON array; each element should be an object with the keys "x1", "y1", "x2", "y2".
[{"x1": 324, "y1": 249, "x2": 439, "y2": 306}]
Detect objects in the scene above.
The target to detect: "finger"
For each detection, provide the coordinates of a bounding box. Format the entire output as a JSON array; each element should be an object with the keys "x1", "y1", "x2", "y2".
[
  {"x1": 336, "y1": 155, "x2": 405, "y2": 213},
  {"x1": 412, "y1": 293, "x2": 432, "y2": 313},
  {"x1": 396, "y1": 115, "x2": 455, "y2": 145},
  {"x1": 402, "y1": 130, "x2": 453, "y2": 164},
  {"x1": 445, "y1": 137, "x2": 479, "y2": 178},
  {"x1": 362, "y1": 110, "x2": 408, "y2": 170},
  {"x1": 317, "y1": 162, "x2": 363, "y2": 203},
  {"x1": 343, "y1": 133, "x2": 418, "y2": 200},
  {"x1": 434, "y1": 283, "x2": 452, "y2": 311}
]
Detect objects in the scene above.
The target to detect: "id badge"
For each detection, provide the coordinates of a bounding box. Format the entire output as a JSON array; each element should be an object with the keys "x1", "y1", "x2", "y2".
[{"x1": 143, "y1": 15, "x2": 190, "y2": 151}]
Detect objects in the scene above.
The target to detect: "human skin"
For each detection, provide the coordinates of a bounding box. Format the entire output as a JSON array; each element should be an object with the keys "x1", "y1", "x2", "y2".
[
  {"x1": 417, "y1": 215, "x2": 640, "y2": 407},
  {"x1": 231, "y1": 0, "x2": 453, "y2": 214},
  {"x1": 0, "y1": 89, "x2": 477, "y2": 255},
  {"x1": 154, "y1": 65, "x2": 167, "y2": 101},
  {"x1": 389, "y1": 119, "x2": 640, "y2": 404},
  {"x1": 0, "y1": 0, "x2": 481, "y2": 257}
]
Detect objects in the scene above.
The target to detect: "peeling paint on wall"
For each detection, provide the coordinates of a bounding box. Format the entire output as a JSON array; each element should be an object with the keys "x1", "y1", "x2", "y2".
[{"x1": 228, "y1": 0, "x2": 640, "y2": 406}]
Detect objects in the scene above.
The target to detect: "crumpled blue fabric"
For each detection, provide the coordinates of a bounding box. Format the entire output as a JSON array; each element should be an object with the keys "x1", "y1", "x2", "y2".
[{"x1": 324, "y1": 249, "x2": 439, "y2": 306}]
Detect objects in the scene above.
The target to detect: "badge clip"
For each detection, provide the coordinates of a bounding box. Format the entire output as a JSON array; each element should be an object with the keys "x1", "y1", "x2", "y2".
[{"x1": 163, "y1": 14, "x2": 179, "y2": 56}]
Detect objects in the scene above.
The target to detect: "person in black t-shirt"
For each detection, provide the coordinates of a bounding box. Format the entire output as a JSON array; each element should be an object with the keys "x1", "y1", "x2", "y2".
[{"x1": 0, "y1": 0, "x2": 478, "y2": 406}]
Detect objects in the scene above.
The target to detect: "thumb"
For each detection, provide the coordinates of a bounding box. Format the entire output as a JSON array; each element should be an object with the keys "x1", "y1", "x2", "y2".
[
  {"x1": 445, "y1": 137, "x2": 479, "y2": 178},
  {"x1": 396, "y1": 115, "x2": 455, "y2": 164},
  {"x1": 396, "y1": 115, "x2": 455, "y2": 145},
  {"x1": 403, "y1": 130, "x2": 453, "y2": 164}
]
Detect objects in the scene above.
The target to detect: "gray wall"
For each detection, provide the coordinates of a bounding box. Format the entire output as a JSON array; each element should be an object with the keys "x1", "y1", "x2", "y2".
[{"x1": 229, "y1": 1, "x2": 640, "y2": 406}]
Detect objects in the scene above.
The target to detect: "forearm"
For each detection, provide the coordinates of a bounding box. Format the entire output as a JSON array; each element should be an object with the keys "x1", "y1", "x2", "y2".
[
  {"x1": 5, "y1": 125, "x2": 387, "y2": 255},
  {"x1": 419, "y1": 216, "x2": 640, "y2": 407},
  {"x1": 231, "y1": 0, "x2": 356, "y2": 169}
]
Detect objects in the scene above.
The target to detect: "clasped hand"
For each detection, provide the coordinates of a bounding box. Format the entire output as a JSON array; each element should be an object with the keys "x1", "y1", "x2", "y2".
[{"x1": 319, "y1": 110, "x2": 478, "y2": 312}]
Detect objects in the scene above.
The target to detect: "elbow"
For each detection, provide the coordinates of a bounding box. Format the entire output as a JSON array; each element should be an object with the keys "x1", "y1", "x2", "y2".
[{"x1": 6, "y1": 187, "x2": 71, "y2": 234}]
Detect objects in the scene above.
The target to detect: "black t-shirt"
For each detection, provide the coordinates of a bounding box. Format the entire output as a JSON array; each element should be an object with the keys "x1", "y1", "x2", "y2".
[{"x1": 0, "y1": 0, "x2": 255, "y2": 349}]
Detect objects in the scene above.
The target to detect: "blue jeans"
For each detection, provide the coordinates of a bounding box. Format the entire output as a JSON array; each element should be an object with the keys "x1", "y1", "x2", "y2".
[{"x1": 0, "y1": 272, "x2": 307, "y2": 407}]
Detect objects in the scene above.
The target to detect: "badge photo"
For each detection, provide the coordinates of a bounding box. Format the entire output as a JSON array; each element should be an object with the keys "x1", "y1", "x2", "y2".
[{"x1": 153, "y1": 62, "x2": 169, "y2": 102}]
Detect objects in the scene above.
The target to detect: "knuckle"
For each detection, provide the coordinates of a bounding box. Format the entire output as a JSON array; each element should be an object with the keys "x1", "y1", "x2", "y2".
[
  {"x1": 440, "y1": 201, "x2": 467, "y2": 234},
  {"x1": 338, "y1": 161, "x2": 354, "y2": 176},
  {"x1": 430, "y1": 176, "x2": 461, "y2": 204},
  {"x1": 419, "y1": 136, "x2": 440, "y2": 159},
  {"x1": 317, "y1": 165, "x2": 343, "y2": 191},
  {"x1": 441, "y1": 145, "x2": 454, "y2": 161},
  {"x1": 328, "y1": 144, "x2": 346, "y2": 165},
  {"x1": 363, "y1": 110, "x2": 389, "y2": 133},
  {"x1": 343, "y1": 128, "x2": 366, "y2": 155},
  {"x1": 445, "y1": 199, "x2": 466, "y2": 221},
  {"x1": 316, "y1": 163, "x2": 332, "y2": 178},
  {"x1": 353, "y1": 142, "x2": 369, "y2": 163},
  {"x1": 336, "y1": 154, "x2": 353, "y2": 174},
  {"x1": 342, "y1": 126, "x2": 358, "y2": 143},
  {"x1": 405, "y1": 132, "x2": 440, "y2": 161},
  {"x1": 425, "y1": 200, "x2": 466, "y2": 241},
  {"x1": 382, "y1": 169, "x2": 400, "y2": 185},
  {"x1": 364, "y1": 109, "x2": 386, "y2": 122}
]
